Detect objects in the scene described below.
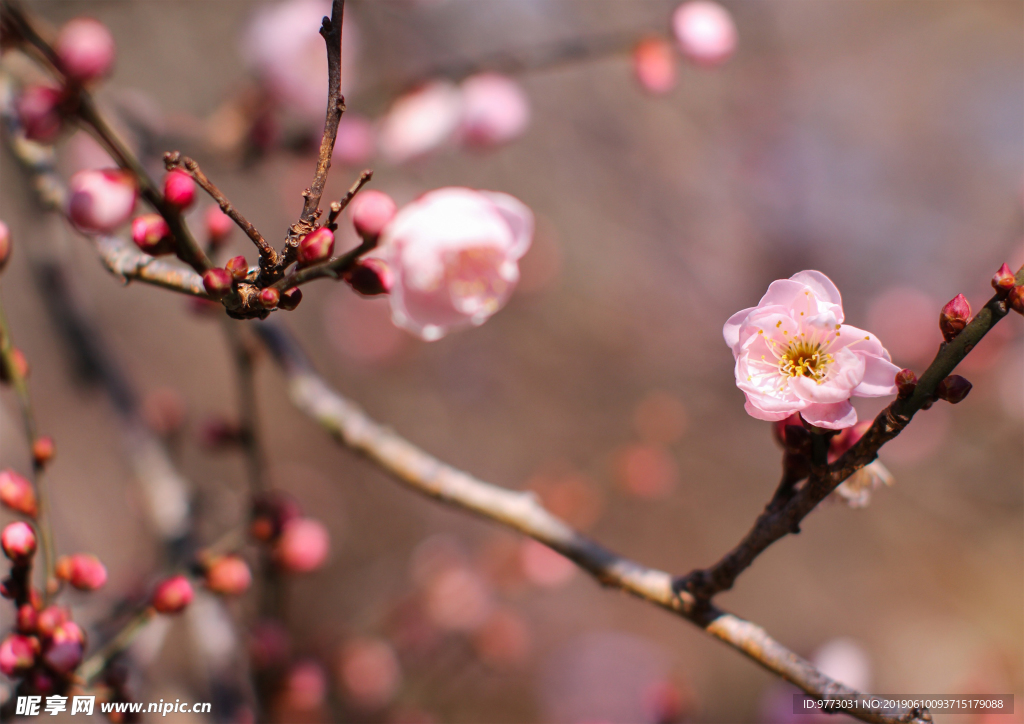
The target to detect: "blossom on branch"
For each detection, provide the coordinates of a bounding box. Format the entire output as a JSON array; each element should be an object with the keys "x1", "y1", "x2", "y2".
[
  {"x1": 67, "y1": 168, "x2": 137, "y2": 234},
  {"x1": 724, "y1": 270, "x2": 900, "y2": 429},
  {"x1": 379, "y1": 188, "x2": 534, "y2": 341}
]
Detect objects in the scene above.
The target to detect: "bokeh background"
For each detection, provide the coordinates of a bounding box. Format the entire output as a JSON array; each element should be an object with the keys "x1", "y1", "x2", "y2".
[{"x1": 1, "y1": 1, "x2": 1022, "y2": 722}]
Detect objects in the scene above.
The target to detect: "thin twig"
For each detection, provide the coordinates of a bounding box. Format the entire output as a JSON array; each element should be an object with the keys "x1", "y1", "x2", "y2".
[
  {"x1": 254, "y1": 320, "x2": 930, "y2": 724},
  {"x1": 269, "y1": 235, "x2": 375, "y2": 293},
  {"x1": 79, "y1": 608, "x2": 156, "y2": 683},
  {"x1": 221, "y1": 321, "x2": 267, "y2": 494}
]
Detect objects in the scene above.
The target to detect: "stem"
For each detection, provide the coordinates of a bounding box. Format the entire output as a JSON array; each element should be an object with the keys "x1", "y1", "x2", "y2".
[
  {"x1": 78, "y1": 607, "x2": 156, "y2": 683},
  {"x1": 221, "y1": 321, "x2": 267, "y2": 494}
]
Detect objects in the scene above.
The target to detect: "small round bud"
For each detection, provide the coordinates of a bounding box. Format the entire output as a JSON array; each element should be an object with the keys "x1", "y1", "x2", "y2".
[
  {"x1": 204, "y1": 206, "x2": 234, "y2": 246},
  {"x1": 131, "y1": 213, "x2": 174, "y2": 256},
  {"x1": 16, "y1": 85, "x2": 64, "y2": 142},
  {"x1": 16, "y1": 604, "x2": 37, "y2": 633},
  {"x1": 55, "y1": 553, "x2": 108, "y2": 591},
  {"x1": 992, "y1": 263, "x2": 1016, "y2": 295},
  {"x1": 35, "y1": 606, "x2": 68, "y2": 638},
  {"x1": 0, "y1": 469, "x2": 38, "y2": 517},
  {"x1": 68, "y1": 168, "x2": 138, "y2": 234},
  {"x1": 296, "y1": 228, "x2": 335, "y2": 267},
  {"x1": 0, "y1": 220, "x2": 10, "y2": 273},
  {"x1": 258, "y1": 287, "x2": 280, "y2": 309},
  {"x1": 672, "y1": 1, "x2": 736, "y2": 67},
  {"x1": 350, "y1": 190, "x2": 398, "y2": 240},
  {"x1": 2, "y1": 521, "x2": 37, "y2": 563},
  {"x1": 163, "y1": 169, "x2": 195, "y2": 210},
  {"x1": 273, "y1": 518, "x2": 329, "y2": 573},
  {"x1": 632, "y1": 37, "x2": 677, "y2": 95},
  {"x1": 203, "y1": 267, "x2": 234, "y2": 298},
  {"x1": 1010, "y1": 285, "x2": 1024, "y2": 316},
  {"x1": 151, "y1": 574, "x2": 194, "y2": 614},
  {"x1": 32, "y1": 436, "x2": 55, "y2": 468},
  {"x1": 278, "y1": 287, "x2": 303, "y2": 311},
  {"x1": 54, "y1": 18, "x2": 115, "y2": 83},
  {"x1": 43, "y1": 622, "x2": 84, "y2": 674},
  {"x1": 204, "y1": 555, "x2": 252, "y2": 596},
  {"x1": 225, "y1": 255, "x2": 250, "y2": 281},
  {"x1": 0, "y1": 634, "x2": 38, "y2": 677},
  {"x1": 249, "y1": 491, "x2": 302, "y2": 542},
  {"x1": 938, "y1": 293, "x2": 971, "y2": 343},
  {"x1": 895, "y1": 368, "x2": 917, "y2": 399},
  {"x1": 1, "y1": 347, "x2": 30, "y2": 384},
  {"x1": 936, "y1": 374, "x2": 972, "y2": 404},
  {"x1": 344, "y1": 258, "x2": 392, "y2": 296}
]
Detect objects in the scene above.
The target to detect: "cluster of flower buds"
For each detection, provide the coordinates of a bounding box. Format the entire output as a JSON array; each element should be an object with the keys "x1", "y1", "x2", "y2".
[
  {"x1": 341, "y1": 190, "x2": 398, "y2": 297},
  {"x1": 991, "y1": 262, "x2": 1024, "y2": 316},
  {"x1": 249, "y1": 492, "x2": 330, "y2": 574}
]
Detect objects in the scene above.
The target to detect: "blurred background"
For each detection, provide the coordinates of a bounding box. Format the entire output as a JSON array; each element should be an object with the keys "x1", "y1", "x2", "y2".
[{"x1": 0, "y1": 0, "x2": 1022, "y2": 722}]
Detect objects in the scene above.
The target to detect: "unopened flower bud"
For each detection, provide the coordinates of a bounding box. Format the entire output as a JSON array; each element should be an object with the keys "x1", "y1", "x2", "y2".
[
  {"x1": 249, "y1": 491, "x2": 302, "y2": 542},
  {"x1": 296, "y1": 228, "x2": 334, "y2": 267},
  {"x1": 43, "y1": 622, "x2": 84, "y2": 673},
  {"x1": 16, "y1": 604, "x2": 37, "y2": 633},
  {"x1": 936, "y1": 374, "x2": 972, "y2": 404},
  {"x1": 32, "y1": 436, "x2": 55, "y2": 468},
  {"x1": 163, "y1": 170, "x2": 195, "y2": 210},
  {"x1": 0, "y1": 469, "x2": 37, "y2": 517},
  {"x1": 258, "y1": 287, "x2": 280, "y2": 309},
  {"x1": 992, "y1": 263, "x2": 1016, "y2": 295},
  {"x1": 131, "y1": 213, "x2": 173, "y2": 256},
  {"x1": 203, "y1": 267, "x2": 234, "y2": 298},
  {"x1": 2, "y1": 521, "x2": 37, "y2": 563},
  {"x1": 1010, "y1": 285, "x2": 1024, "y2": 316},
  {"x1": 151, "y1": 574, "x2": 193, "y2": 614},
  {"x1": 0, "y1": 634, "x2": 37, "y2": 677},
  {"x1": 205, "y1": 206, "x2": 234, "y2": 247},
  {"x1": 55, "y1": 553, "x2": 107, "y2": 591},
  {"x1": 278, "y1": 287, "x2": 303, "y2": 311},
  {"x1": 68, "y1": 169, "x2": 137, "y2": 234},
  {"x1": 895, "y1": 368, "x2": 917, "y2": 398},
  {"x1": 225, "y1": 255, "x2": 249, "y2": 281},
  {"x1": 0, "y1": 220, "x2": 10, "y2": 273},
  {"x1": 344, "y1": 258, "x2": 392, "y2": 296},
  {"x1": 350, "y1": 190, "x2": 397, "y2": 240},
  {"x1": 204, "y1": 555, "x2": 252, "y2": 596},
  {"x1": 273, "y1": 518, "x2": 329, "y2": 573},
  {"x1": 54, "y1": 18, "x2": 115, "y2": 83},
  {"x1": 35, "y1": 606, "x2": 67, "y2": 638},
  {"x1": 16, "y1": 85, "x2": 64, "y2": 142},
  {"x1": 1, "y1": 347, "x2": 29, "y2": 383},
  {"x1": 939, "y1": 294, "x2": 971, "y2": 342},
  {"x1": 632, "y1": 37, "x2": 677, "y2": 95}
]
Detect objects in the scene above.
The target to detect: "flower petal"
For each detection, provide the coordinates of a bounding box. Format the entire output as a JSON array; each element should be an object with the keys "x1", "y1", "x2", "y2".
[
  {"x1": 744, "y1": 398, "x2": 797, "y2": 422},
  {"x1": 723, "y1": 307, "x2": 754, "y2": 352},
  {"x1": 852, "y1": 354, "x2": 901, "y2": 397},
  {"x1": 800, "y1": 400, "x2": 857, "y2": 429},
  {"x1": 479, "y1": 192, "x2": 534, "y2": 259}
]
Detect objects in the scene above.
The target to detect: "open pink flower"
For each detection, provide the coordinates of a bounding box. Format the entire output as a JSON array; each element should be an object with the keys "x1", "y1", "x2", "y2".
[
  {"x1": 724, "y1": 270, "x2": 900, "y2": 429},
  {"x1": 378, "y1": 188, "x2": 533, "y2": 341}
]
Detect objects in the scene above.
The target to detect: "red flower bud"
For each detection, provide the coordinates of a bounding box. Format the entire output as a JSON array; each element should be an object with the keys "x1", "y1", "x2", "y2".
[
  {"x1": 205, "y1": 206, "x2": 234, "y2": 247},
  {"x1": 895, "y1": 368, "x2": 917, "y2": 399},
  {"x1": 163, "y1": 169, "x2": 195, "y2": 210},
  {"x1": 55, "y1": 553, "x2": 108, "y2": 591},
  {"x1": 32, "y1": 436, "x2": 55, "y2": 468},
  {"x1": 151, "y1": 574, "x2": 194, "y2": 614},
  {"x1": 54, "y1": 18, "x2": 115, "y2": 83},
  {"x1": 0, "y1": 220, "x2": 10, "y2": 273},
  {"x1": 204, "y1": 555, "x2": 252, "y2": 596},
  {"x1": 35, "y1": 606, "x2": 68, "y2": 638},
  {"x1": 344, "y1": 258, "x2": 392, "y2": 296},
  {"x1": 0, "y1": 634, "x2": 37, "y2": 677},
  {"x1": 250, "y1": 491, "x2": 302, "y2": 542},
  {"x1": 258, "y1": 287, "x2": 280, "y2": 309},
  {"x1": 16, "y1": 85, "x2": 64, "y2": 142},
  {"x1": 936, "y1": 374, "x2": 972, "y2": 404},
  {"x1": 131, "y1": 213, "x2": 174, "y2": 256},
  {"x1": 0, "y1": 469, "x2": 38, "y2": 517},
  {"x1": 273, "y1": 518, "x2": 329, "y2": 573},
  {"x1": 296, "y1": 228, "x2": 334, "y2": 267},
  {"x1": 43, "y1": 622, "x2": 84, "y2": 673},
  {"x1": 225, "y1": 255, "x2": 250, "y2": 281},
  {"x1": 16, "y1": 604, "x2": 36, "y2": 633},
  {"x1": 350, "y1": 190, "x2": 397, "y2": 239},
  {"x1": 1010, "y1": 285, "x2": 1024, "y2": 316},
  {"x1": 939, "y1": 294, "x2": 971, "y2": 342},
  {"x1": 1, "y1": 347, "x2": 30, "y2": 384},
  {"x1": 278, "y1": 287, "x2": 303, "y2": 311},
  {"x1": 2, "y1": 521, "x2": 36, "y2": 563},
  {"x1": 203, "y1": 267, "x2": 234, "y2": 298},
  {"x1": 992, "y1": 263, "x2": 1016, "y2": 295}
]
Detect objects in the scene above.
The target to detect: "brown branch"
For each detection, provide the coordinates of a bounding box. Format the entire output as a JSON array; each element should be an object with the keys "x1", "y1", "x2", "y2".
[
  {"x1": 254, "y1": 320, "x2": 930, "y2": 724},
  {"x1": 95, "y1": 237, "x2": 211, "y2": 299},
  {"x1": 678, "y1": 266, "x2": 1024, "y2": 602},
  {"x1": 326, "y1": 169, "x2": 373, "y2": 230},
  {"x1": 268, "y1": 236, "x2": 374, "y2": 293}
]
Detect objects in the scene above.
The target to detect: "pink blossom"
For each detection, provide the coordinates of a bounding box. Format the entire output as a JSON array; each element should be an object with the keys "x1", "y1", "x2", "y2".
[
  {"x1": 632, "y1": 37, "x2": 677, "y2": 95},
  {"x1": 333, "y1": 114, "x2": 376, "y2": 166},
  {"x1": 724, "y1": 270, "x2": 900, "y2": 429},
  {"x1": 350, "y1": 189, "x2": 397, "y2": 239},
  {"x1": 67, "y1": 168, "x2": 137, "y2": 233},
  {"x1": 379, "y1": 188, "x2": 533, "y2": 341},
  {"x1": 458, "y1": 73, "x2": 530, "y2": 147},
  {"x1": 378, "y1": 81, "x2": 462, "y2": 164},
  {"x1": 274, "y1": 518, "x2": 330, "y2": 573},
  {"x1": 672, "y1": 1, "x2": 737, "y2": 67},
  {"x1": 16, "y1": 85, "x2": 64, "y2": 142},
  {"x1": 0, "y1": 634, "x2": 37, "y2": 677},
  {"x1": 54, "y1": 18, "x2": 115, "y2": 83}
]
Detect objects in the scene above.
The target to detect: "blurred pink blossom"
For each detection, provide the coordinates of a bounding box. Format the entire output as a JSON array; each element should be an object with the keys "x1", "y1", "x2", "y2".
[
  {"x1": 379, "y1": 187, "x2": 534, "y2": 340},
  {"x1": 614, "y1": 443, "x2": 678, "y2": 499},
  {"x1": 724, "y1": 271, "x2": 900, "y2": 429},
  {"x1": 424, "y1": 566, "x2": 493, "y2": 631},
  {"x1": 458, "y1": 73, "x2": 530, "y2": 147},
  {"x1": 67, "y1": 168, "x2": 137, "y2": 234},
  {"x1": 54, "y1": 18, "x2": 115, "y2": 83},
  {"x1": 519, "y1": 538, "x2": 576, "y2": 587},
  {"x1": 473, "y1": 607, "x2": 532, "y2": 666},
  {"x1": 333, "y1": 114, "x2": 376, "y2": 165},
  {"x1": 866, "y1": 287, "x2": 942, "y2": 366},
  {"x1": 632, "y1": 37, "x2": 677, "y2": 95},
  {"x1": 672, "y1": 1, "x2": 737, "y2": 67},
  {"x1": 337, "y1": 637, "x2": 402, "y2": 710},
  {"x1": 378, "y1": 81, "x2": 462, "y2": 164},
  {"x1": 16, "y1": 85, "x2": 63, "y2": 142},
  {"x1": 274, "y1": 517, "x2": 330, "y2": 573}
]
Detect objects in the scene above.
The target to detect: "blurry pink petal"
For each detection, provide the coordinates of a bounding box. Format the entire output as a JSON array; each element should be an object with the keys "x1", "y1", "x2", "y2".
[
  {"x1": 672, "y1": 1, "x2": 737, "y2": 67},
  {"x1": 632, "y1": 37, "x2": 677, "y2": 95},
  {"x1": 458, "y1": 73, "x2": 530, "y2": 147},
  {"x1": 519, "y1": 539, "x2": 576, "y2": 587},
  {"x1": 378, "y1": 81, "x2": 462, "y2": 164},
  {"x1": 333, "y1": 114, "x2": 376, "y2": 165},
  {"x1": 337, "y1": 638, "x2": 402, "y2": 710},
  {"x1": 67, "y1": 168, "x2": 137, "y2": 234},
  {"x1": 55, "y1": 18, "x2": 115, "y2": 83}
]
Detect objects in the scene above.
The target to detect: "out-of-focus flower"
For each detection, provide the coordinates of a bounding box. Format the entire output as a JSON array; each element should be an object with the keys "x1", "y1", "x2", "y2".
[
  {"x1": 828, "y1": 422, "x2": 893, "y2": 508},
  {"x1": 204, "y1": 205, "x2": 234, "y2": 246},
  {"x1": 378, "y1": 81, "x2": 462, "y2": 164},
  {"x1": 519, "y1": 539, "x2": 576, "y2": 587},
  {"x1": 614, "y1": 443, "x2": 678, "y2": 499},
  {"x1": 458, "y1": 73, "x2": 530, "y2": 148},
  {"x1": 526, "y1": 466, "x2": 604, "y2": 531},
  {"x1": 55, "y1": 18, "x2": 115, "y2": 83},
  {"x1": 350, "y1": 189, "x2": 397, "y2": 239},
  {"x1": 163, "y1": 169, "x2": 196, "y2": 210},
  {"x1": 724, "y1": 270, "x2": 900, "y2": 429},
  {"x1": 204, "y1": 555, "x2": 252, "y2": 595},
  {"x1": 273, "y1": 517, "x2": 330, "y2": 573},
  {"x1": 812, "y1": 638, "x2": 871, "y2": 691},
  {"x1": 55, "y1": 553, "x2": 108, "y2": 591},
  {"x1": 333, "y1": 114, "x2": 376, "y2": 165},
  {"x1": 337, "y1": 637, "x2": 402, "y2": 710},
  {"x1": 67, "y1": 168, "x2": 137, "y2": 233},
  {"x1": 632, "y1": 37, "x2": 677, "y2": 95},
  {"x1": 0, "y1": 634, "x2": 37, "y2": 677},
  {"x1": 424, "y1": 566, "x2": 493, "y2": 631},
  {"x1": 281, "y1": 660, "x2": 327, "y2": 712},
  {"x1": 866, "y1": 287, "x2": 940, "y2": 365},
  {"x1": 2, "y1": 521, "x2": 36, "y2": 563},
  {"x1": 42, "y1": 622, "x2": 84, "y2": 674},
  {"x1": 0, "y1": 469, "x2": 37, "y2": 517},
  {"x1": 31, "y1": 437, "x2": 55, "y2": 468},
  {"x1": 473, "y1": 607, "x2": 532, "y2": 667},
  {"x1": 152, "y1": 574, "x2": 194, "y2": 614},
  {"x1": 16, "y1": 85, "x2": 64, "y2": 142},
  {"x1": 379, "y1": 187, "x2": 534, "y2": 341},
  {"x1": 672, "y1": 1, "x2": 737, "y2": 67}
]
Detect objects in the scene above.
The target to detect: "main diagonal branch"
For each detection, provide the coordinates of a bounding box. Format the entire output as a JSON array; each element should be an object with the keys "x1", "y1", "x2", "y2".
[{"x1": 254, "y1": 321, "x2": 930, "y2": 724}]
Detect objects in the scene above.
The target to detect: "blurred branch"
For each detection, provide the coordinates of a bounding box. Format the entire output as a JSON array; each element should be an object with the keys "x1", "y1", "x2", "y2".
[
  {"x1": 95, "y1": 237, "x2": 211, "y2": 299},
  {"x1": 254, "y1": 320, "x2": 930, "y2": 724},
  {"x1": 678, "y1": 266, "x2": 1024, "y2": 602}
]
